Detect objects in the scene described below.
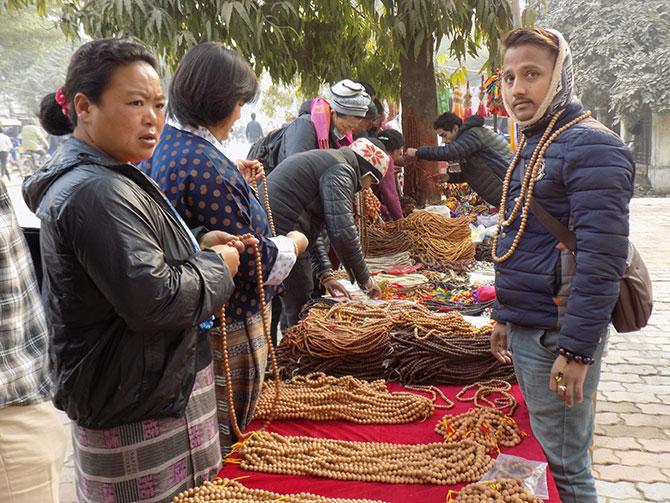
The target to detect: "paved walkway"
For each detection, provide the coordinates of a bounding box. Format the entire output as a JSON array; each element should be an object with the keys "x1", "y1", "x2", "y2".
[
  {"x1": 593, "y1": 197, "x2": 670, "y2": 502},
  {"x1": 52, "y1": 197, "x2": 670, "y2": 502}
]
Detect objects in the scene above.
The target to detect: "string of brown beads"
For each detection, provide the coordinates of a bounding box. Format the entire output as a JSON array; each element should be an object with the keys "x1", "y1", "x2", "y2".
[
  {"x1": 492, "y1": 111, "x2": 592, "y2": 263},
  {"x1": 238, "y1": 431, "x2": 495, "y2": 485},
  {"x1": 453, "y1": 479, "x2": 543, "y2": 503},
  {"x1": 254, "y1": 167, "x2": 276, "y2": 236},
  {"x1": 253, "y1": 372, "x2": 434, "y2": 423},
  {"x1": 283, "y1": 301, "x2": 492, "y2": 360},
  {"x1": 172, "y1": 477, "x2": 386, "y2": 503},
  {"x1": 456, "y1": 380, "x2": 518, "y2": 416},
  {"x1": 219, "y1": 235, "x2": 280, "y2": 440},
  {"x1": 435, "y1": 408, "x2": 524, "y2": 451}
]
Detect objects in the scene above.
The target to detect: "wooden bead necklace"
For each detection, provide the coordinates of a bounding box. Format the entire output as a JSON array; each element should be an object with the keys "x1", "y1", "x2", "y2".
[
  {"x1": 218, "y1": 235, "x2": 280, "y2": 440},
  {"x1": 253, "y1": 372, "x2": 434, "y2": 423},
  {"x1": 435, "y1": 408, "x2": 525, "y2": 451},
  {"x1": 456, "y1": 379, "x2": 518, "y2": 416},
  {"x1": 237, "y1": 431, "x2": 495, "y2": 485},
  {"x1": 217, "y1": 166, "x2": 281, "y2": 440},
  {"x1": 451, "y1": 479, "x2": 543, "y2": 503},
  {"x1": 492, "y1": 111, "x2": 592, "y2": 263},
  {"x1": 172, "y1": 477, "x2": 386, "y2": 503}
]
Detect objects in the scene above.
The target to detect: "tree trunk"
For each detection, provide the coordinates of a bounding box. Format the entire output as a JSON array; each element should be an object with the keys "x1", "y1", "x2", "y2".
[{"x1": 399, "y1": 28, "x2": 440, "y2": 206}]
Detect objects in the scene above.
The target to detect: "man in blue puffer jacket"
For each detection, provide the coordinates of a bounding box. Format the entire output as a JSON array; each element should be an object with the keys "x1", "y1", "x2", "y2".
[{"x1": 489, "y1": 28, "x2": 634, "y2": 503}]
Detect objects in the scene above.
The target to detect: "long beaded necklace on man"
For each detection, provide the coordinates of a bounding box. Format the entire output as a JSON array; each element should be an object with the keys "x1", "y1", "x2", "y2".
[
  {"x1": 492, "y1": 110, "x2": 592, "y2": 263},
  {"x1": 218, "y1": 168, "x2": 280, "y2": 440}
]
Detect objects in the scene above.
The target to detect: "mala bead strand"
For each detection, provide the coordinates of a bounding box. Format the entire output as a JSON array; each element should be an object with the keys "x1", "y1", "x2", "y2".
[
  {"x1": 238, "y1": 431, "x2": 495, "y2": 486},
  {"x1": 435, "y1": 408, "x2": 524, "y2": 450},
  {"x1": 253, "y1": 372, "x2": 434, "y2": 423},
  {"x1": 456, "y1": 380, "x2": 518, "y2": 416},
  {"x1": 219, "y1": 236, "x2": 281, "y2": 440},
  {"x1": 172, "y1": 477, "x2": 386, "y2": 503},
  {"x1": 492, "y1": 111, "x2": 592, "y2": 263}
]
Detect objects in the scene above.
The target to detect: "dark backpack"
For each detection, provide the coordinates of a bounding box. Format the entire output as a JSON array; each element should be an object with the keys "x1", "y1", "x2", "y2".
[{"x1": 247, "y1": 125, "x2": 288, "y2": 174}]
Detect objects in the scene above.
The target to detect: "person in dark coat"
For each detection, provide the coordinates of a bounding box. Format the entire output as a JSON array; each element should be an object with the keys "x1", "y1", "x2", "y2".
[
  {"x1": 276, "y1": 79, "x2": 370, "y2": 165},
  {"x1": 405, "y1": 112, "x2": 512, "y2": 206},
  {"x1": 267, "y1": 137, "x2": 389, "y2": 329},
  {"x1": 489, "y1": 28, "x2": 635, "y2": 503},
  {"x1": 23, "y1": 38, "x2": 243, "y2": 502}
]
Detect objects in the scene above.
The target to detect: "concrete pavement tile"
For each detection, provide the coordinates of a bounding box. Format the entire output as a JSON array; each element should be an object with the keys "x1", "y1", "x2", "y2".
[
  {"x1": 601, "y1": 373, "x2": 646, "y2": 384},
  {"x1": 620, "y1": 412, "x2": 670, "y2": 429},
  {"x1": 600, "y1": 364, "x2": 658, "y2": 376},
  {"x1": 637, "y1": 482, "x2": 670, "y2": 501},
  {"x1": 594, "y1": 480, "x2": 643, "y2": 499},
  {"x1": 593, "y1": 435, "x2": 642, "y2": 450},
  {"x1": 595, "y1": 401, "x2": 641, "y2": 414},
  {"x1": 602, "y1": 391, "x2": 662, "y2": 404},
  {"x1": 597, "y1": 464, "x2": 665, "y2": 483},
  {"x1": 598, "y1": 423, "x2": 669, "y2": 439},
  {"x1": 615, "y1": 450, "x2": 670, "y2": 469},
  {"x1": 595, "y1": 412, "x2": 622, "y2": 425},
  {"x1": 637, "y1": 438, "x2": 670, "y2": 453},
  {"x1": 592, "y1": 447, "x2": 620, "y2": 464},
  {"x1": 642, "y1": 375, "x2": 670, "y2": 385},
  {"x1": 633, "y1": 402, "x2": 670, "y2": 415}
]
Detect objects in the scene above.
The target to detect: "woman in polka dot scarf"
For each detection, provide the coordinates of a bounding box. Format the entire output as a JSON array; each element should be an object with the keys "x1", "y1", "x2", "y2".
[{"x1": 143, "y1": 43, "x2": 308, "y2": 456}]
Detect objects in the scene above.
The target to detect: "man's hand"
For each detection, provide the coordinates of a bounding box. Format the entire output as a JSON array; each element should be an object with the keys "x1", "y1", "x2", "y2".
[
  {"x1": 235, "y1": 159, "x2": 264, "y2": 184},
  {"x1": 362, "y1": 277, "x2": 382, "y2": 299},
  {"x1": 210, "y1": 244, "x2": 241, "y2": 276},
  {"x1": 200, "y1": 230, "x2": 258, "y2": 252},
  {"x1": 490, "y1": 322, "x2": 512, "y2": 364},
  {"x1": 322, "y1": 278, "x2": 352, "y2": 299},
  {"x1": 286, "y1": 231, "x2": 309, "y2": 256},
  {"x1": 549, "y1": 355, "x2": 589, "y2": 408},
  {"x1": 404, "y1": 147, "x2": 417, "y2": 158}
]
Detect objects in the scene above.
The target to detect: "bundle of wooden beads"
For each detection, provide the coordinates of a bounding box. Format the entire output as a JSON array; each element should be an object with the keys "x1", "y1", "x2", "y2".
[
  {"x1": 172, "y1": 477, "x2": 386, "y2": 503},
  {"x1": 452, "y1": 479, "x2": 543, "y2": 503},
  {"x1": 253, "y1": 372, "x2": 434, "y2": 423},
  {"x1": 387, "y1": 328, "x2": 515, "y2": 385},
  {"x1": 435, "y1": 408, "x2": 524, "y2": 451},
  {"x1": 282, "y1": 301, "x2": 492, "y2": 359},
  {"x1": 456, "y1": 379, "x2": 518, "y2": 416},
  {"x1": 238, "y1": 431, "x2": 495, "y2": 485}
]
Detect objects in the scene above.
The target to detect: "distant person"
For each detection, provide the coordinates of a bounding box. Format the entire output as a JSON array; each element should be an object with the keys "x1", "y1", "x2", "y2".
[
  {"x1": 20, "y1": 122, "x2": 49, "y2": 155},
  {"x1": 405, "y1": 112, "x2": 512, "y2": 206},
  {"x1": 0, "y1": 128, "x2": 12, "y2": 179},
  {"x1": 245, "y1": 112, "x2": 264, "y2": 143}
]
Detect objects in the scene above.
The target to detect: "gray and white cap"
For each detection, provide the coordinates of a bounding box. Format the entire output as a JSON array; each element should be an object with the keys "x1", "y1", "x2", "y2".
[{"x1": 330, "y1": 79, "x2": 371, "y2": 118}]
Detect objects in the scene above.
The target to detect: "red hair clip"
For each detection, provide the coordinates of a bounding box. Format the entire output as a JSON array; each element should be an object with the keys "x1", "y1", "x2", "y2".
[{"x1": 55, "y1": 87, "x2": 69, "y2": 117}]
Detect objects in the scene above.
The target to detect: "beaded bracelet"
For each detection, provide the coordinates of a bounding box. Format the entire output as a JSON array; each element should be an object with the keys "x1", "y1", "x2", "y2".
[
  {"x1": 558, "y1": 346, "x2": 595, "y2": 365},
  {"x1": 318, "y1": 271, "x2": 336, "y2": 287}
]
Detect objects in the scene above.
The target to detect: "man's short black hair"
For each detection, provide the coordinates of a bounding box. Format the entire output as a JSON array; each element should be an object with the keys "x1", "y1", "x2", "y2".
[{"x1": 433, "y1": 112, "x2": 462, "y2": 131}]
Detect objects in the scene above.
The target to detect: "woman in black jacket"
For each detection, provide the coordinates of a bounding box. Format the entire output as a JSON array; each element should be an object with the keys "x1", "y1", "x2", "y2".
[
  {"x1": 267, "y1": 137, "x2": 389, "y2": 328},
  {"x1": 23, "y1": 39, "x2": 242, "y2": 502}
]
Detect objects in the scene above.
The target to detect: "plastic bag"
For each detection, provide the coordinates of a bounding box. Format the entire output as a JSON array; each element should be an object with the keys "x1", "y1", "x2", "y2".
[{"x1": 479, "y1": 453, "x2": 548, "y2": 500}]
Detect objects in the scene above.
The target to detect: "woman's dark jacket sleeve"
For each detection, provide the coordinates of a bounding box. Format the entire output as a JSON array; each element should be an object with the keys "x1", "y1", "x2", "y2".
[{"x1": 318, "y1": 164, "x2": 370, "y2": 285}]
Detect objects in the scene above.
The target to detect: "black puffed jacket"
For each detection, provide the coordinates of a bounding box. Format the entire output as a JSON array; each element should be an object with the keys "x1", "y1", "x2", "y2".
[
  {"x1": 266, "y1": 148, "x2": 371, "y2": 285},
  {"x1": 22, "y1": 138, "x2": 234, "y2": 429}
]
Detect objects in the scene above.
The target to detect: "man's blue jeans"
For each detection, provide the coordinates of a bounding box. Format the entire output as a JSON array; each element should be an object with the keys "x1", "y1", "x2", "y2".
[{"x1": 508, "y1": 323, "x2": 606, "y2": 503}]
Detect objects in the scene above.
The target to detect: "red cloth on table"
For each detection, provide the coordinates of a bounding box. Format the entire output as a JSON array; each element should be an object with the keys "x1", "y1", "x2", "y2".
[{"x1": 219, "y1": 383, "x2": 561, "y2": 502}]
